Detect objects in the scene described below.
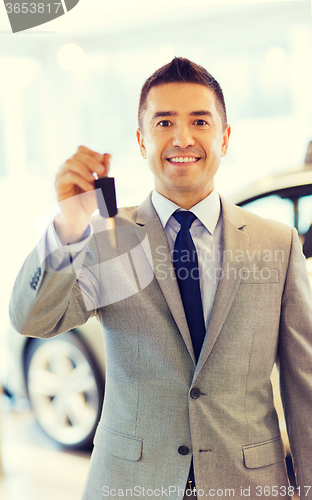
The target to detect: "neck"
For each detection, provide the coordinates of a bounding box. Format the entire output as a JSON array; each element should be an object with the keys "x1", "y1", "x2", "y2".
[{"x1": 156, "y1": 187, "x2": 214, "y2": 210}]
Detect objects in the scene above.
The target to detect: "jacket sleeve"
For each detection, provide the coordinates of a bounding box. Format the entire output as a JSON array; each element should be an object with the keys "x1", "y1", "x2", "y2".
[
  {"x1": 278, "y1": 227, "x2": 312, "y2": 495},
  {"x1": 9, "y1": 229, "x2": 100, "y2": 339}
]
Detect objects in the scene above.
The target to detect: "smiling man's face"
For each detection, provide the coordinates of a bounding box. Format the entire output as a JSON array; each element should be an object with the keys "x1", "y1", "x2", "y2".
[{"x1": 137, "y1": 82, "x2": 231, "y2": 209}]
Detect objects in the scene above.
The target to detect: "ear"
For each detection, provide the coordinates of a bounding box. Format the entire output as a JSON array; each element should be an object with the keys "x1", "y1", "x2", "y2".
[
  {"x1": 136, "y1": 128, "x2": 147, "y2": 159},
  {"x1": 221, "y1": 124, "x2": 231, "y2": 157}
]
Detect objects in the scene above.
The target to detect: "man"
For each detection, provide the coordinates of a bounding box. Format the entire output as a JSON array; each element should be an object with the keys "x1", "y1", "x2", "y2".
[{"x1": 10, "y1": 58, "x2": 312, "y2": 499}]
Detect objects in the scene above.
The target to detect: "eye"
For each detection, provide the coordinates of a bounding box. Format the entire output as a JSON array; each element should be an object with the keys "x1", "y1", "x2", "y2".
[
  {"x1": 157, "y1": 120, "x2": 172, "y2": 127},
  {"x1": 194, "y1": 119, "x2": 208, "y2": 126}
]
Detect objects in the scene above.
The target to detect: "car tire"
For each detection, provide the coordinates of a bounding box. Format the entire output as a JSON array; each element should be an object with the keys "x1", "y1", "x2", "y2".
[{"x1": 24, "y1": 330, "x2": 104, "y2": 450}]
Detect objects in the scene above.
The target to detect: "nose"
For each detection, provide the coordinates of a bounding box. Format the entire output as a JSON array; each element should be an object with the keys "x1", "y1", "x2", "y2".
[{"x1": 171, "y1": 125, "x2": 195, "y2": 149}]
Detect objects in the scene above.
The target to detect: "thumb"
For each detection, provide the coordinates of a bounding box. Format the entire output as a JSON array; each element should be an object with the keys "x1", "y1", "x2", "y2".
[{"x1": 102, "y1": 153, "x2": 112, "y2": 176}]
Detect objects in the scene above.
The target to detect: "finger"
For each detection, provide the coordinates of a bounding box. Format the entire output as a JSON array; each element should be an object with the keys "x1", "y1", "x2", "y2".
[
  {"x1": 75, "y1": 149, "x2": 112, "y2": 175},
  {"x1": 56, "y1": 170, "x2": 95, "y2": 193},
  {"x1": 77, "y1": 145, "x2": 104, "y2": 163},
  {"x1": 59, "y1": 156, "x2": 104, "y2": 184},
  {"x1": 101, "y1": 153, "x2": 112, "y2": 176},
  {"x1": 72, "y1": 153, "x2": 106, "y2": 177}
]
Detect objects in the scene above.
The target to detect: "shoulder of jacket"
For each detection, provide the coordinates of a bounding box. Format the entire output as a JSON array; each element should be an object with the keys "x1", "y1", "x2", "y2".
[{"x1": 221, "y1": 195, "x2": 295, "y2": 245}]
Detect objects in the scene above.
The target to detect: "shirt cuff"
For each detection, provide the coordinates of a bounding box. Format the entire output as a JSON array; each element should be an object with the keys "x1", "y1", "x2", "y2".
[{"x1": 45, "y1": 221, "x2": 93, "y2": 271}]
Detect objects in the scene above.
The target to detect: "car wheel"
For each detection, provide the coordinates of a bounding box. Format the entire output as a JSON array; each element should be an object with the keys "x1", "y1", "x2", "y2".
[{"x1": 24, "y1": 330, "x2": 104, "y2": 449}]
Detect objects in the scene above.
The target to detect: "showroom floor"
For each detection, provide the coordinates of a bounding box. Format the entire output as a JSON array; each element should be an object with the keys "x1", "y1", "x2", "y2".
[{"x1": 0, "y1": 398, "x2": 90, "y2": 500}]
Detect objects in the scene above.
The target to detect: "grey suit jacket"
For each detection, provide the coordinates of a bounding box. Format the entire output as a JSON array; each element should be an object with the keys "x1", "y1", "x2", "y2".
[{"x1": 10, "y1": 195, "x2": 312, "y2": 500}]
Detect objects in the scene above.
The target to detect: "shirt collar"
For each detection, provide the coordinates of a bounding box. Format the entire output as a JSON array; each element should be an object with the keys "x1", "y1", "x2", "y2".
[{"x1": 151, "y1": 188, "x2": 221, "y2": 234}]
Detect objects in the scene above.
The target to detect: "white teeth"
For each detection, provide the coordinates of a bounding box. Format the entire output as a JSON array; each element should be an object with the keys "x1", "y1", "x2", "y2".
[{"x1": 169, "y1": 157, "x2": 199, "y2": 163}]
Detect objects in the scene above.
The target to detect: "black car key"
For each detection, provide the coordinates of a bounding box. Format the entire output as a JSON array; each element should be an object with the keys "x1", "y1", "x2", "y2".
[
  {"x1": 94, "y1": 176, "x2": 118, "y2": 248},
  {"x1": 94, "y1": 176, "x2": 117, "y2": 218}
]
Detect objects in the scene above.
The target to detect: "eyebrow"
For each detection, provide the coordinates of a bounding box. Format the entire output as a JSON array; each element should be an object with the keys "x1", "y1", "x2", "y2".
[
  {"x1": 151, "y1": 110, "x2": 214, "y2": 120},
  {"x1": 190, "y1": 110, "x2": 214, "y2": 118},
  {"x1": 152, "y1": 111, "x2": 177, "y2": 120}
]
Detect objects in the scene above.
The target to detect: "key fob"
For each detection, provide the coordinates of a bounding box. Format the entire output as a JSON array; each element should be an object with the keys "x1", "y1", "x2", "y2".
[{"x1": 94, "y1": 177, "x2": 118, "y2": 218}]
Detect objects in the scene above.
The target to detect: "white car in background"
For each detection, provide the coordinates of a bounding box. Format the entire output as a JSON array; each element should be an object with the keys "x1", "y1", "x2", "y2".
[{"x1": 229, "y1": 141, "x2": 312, "y2": 277}]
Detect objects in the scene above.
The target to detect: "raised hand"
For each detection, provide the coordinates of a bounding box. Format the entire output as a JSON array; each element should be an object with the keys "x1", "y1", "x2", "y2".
[{"x1": 54, "y1": 146, "x2": 111, "y2": 244}]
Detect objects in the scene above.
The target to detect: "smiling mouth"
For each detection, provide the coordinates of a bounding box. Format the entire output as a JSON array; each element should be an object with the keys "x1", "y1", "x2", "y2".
[{"x1": 167, "y1": 157, "x2": 200, "y2": 163}]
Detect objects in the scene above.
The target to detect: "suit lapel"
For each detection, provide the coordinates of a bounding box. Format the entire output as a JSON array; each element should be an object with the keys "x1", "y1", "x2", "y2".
[
  {"x1": 135, "y1": 194, "x2": 196, "y2": 362},
  {"x1": 194, "y1": 196, "x2": 249, "y2": 377}
]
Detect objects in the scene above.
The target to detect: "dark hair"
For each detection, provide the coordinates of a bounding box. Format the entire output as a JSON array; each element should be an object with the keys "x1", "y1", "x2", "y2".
[{"x1": 138, "y1": 57, "x2": 227, "y2": 130}]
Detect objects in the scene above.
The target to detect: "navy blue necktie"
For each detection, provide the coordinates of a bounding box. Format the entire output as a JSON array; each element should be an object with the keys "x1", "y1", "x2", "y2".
[
  {"x1": 173, "y1": 211, "x2": 206, "y2": 363},
  {"x1": 173, "y1": 211, "x2": 206, "y2": 493}
]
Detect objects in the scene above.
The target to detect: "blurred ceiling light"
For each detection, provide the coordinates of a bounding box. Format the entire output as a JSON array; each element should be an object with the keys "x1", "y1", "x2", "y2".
[{"x1": 57, "y1": 44, "x2": 86, "y2": 72}]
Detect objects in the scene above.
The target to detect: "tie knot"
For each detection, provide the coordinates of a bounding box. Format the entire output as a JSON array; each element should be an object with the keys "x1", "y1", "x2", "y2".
[{"x1": 173, "y1": 211, "x2": 197, "y2": 230}]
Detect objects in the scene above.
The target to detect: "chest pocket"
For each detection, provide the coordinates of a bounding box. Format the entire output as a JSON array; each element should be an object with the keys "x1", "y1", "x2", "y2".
[{"x1": 240, "y1": 269, "x2": 279, "y2": 284}]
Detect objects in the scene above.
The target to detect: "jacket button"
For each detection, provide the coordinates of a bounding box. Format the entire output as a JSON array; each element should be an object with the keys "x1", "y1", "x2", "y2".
[
  {"x1": 190, "y1": 387, "x2": 201, "y2": 399},
  {"x1": 178, "y1": 446, "x2": 190, "y2": 455}
]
